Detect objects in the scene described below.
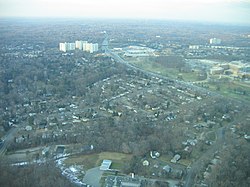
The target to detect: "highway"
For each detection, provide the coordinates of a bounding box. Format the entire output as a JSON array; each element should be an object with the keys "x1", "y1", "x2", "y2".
[{"x1": 102, "y1": 37, "x2": 221, "y2": 99}]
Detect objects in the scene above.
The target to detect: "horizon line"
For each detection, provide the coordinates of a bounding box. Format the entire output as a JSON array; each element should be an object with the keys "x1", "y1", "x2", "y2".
[{"x1": 0, "y1": 16, "x2": 249, "y2": 27}]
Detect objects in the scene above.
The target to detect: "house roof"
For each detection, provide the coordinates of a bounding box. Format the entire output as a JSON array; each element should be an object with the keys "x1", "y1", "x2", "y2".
[{"x1": 163, "y1": 165, "x2": 171, "y2": 172}]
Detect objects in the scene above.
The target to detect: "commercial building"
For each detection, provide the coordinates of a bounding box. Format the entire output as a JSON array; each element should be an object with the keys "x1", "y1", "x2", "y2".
[
  {"x1": 100, "y1": 159, "x2": 112, "y2": 171},
  {"x1": 210, "y1": 67, "x2": 224, "y2": 75},
  {"x1": 124, "y1": 46, "x2": 155, "y2": 57},
  {"x1": 189, "y1": 45, "x2": 200, "y2": 50},
  {"x1": 121, "y1": 181, "x2": 141, "y2": 187},
  {"x1": 209, "y1": 38, "x2": 221, "y2": 45}
]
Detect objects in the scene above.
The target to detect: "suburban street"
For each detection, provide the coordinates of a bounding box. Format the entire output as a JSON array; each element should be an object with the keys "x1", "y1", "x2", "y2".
[
  {"x1": 102, "y1": 38, "x2": 231, "y2": 187},
  {"x1": 183, "y1": 127, "x2": 226, "y2": 187}
]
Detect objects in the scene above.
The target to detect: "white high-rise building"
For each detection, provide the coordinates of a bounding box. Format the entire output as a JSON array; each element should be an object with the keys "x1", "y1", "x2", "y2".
[
  {"x1": 59, "y1": 42, "x2": 75, "y2": 52},
  {"x1": 92, "y1": 43, "x2": 99, "y2": 52},
  {"x1": 85, "y1": 43, "x2": 98, "y2": 53},
  {"x1": 75, "y1": 40, "x2": 82, "y2": 50},
  {"x1": 86, "y1": 43, "x2": 93, "y2": 53},
  {"x1": 82, "y1": 41, "x2": 88, "y2": 51},
  {"x1": 59, "y1": 41, "x2": 98, "y2": 53},
  {"x1": 68, "y1": 43, "x2": 76, "y2": 51},
  {"x1": 59, "y1": 43, "x2": 67, "y2": 52},
  {"x1": 75, "y1": 40, "x2": 88, "y2": 50}
]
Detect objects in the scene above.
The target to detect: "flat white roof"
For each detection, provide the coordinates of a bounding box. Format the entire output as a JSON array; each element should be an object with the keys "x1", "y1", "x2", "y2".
[{"x1": 100, "y1": 159, "x2": 112, "y2": 171}]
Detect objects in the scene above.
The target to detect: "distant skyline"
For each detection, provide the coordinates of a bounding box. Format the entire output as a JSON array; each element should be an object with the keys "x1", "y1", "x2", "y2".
[{"x1": 0, "y1": 0, "x2": 250, "y2": 25}]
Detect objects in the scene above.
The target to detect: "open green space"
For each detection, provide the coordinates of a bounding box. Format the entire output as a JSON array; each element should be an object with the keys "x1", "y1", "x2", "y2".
[
  {"x1": 64, "y1": 152, "x2": 132, "y2": 170},
  {"x1": 201, "y1": 80, "x2": 250, "y2": 101},
  {"x1": 126, "y1": 57, "x2": 199, "y2": 82},
  {"x1": 159, "y1": 154, "x2": 191, "y2": 167},
  {"x1": 98, "y1": 152, "x2": 132, "y2": 170},
  {"x1": 206, "y1": 131, "x2": 216, "y2": 141},
  {"x1": 64, "y1": 154, "x2": 99, "y2": 170}
]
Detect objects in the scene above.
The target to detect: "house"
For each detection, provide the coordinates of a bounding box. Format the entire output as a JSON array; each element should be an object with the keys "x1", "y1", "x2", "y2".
[
  {"x1": 171, "y1": 154, "x2": 181, "y2": 163},
  {"x1": 150, "y1": 151, "x2": 160, "y2": 159},
  {"x1": 142, "y1": 160, "x2": 150, "y2": 166},
  {"x1": 244, "y1": 134, "x2": 250, "y2": 141},
  {"x1": 163, "y1": 165, "x2": 183, "y2": 179},
  {"x1": 38, "y1": 119, "x2": 47, "y2": 129},
  {"x1": 171, "y1": 168, "x2": 184, "y2": 179},
  {"x1": 42, "y1": 146, "x2": 50, "y2": 156},
  {"x1": 81, "y1": 145, "x2": 94, "y2": 152},
  {"x1": 15, "y1": 136, "x2": 25, "y2": 143},
  {"x1": 163, "y1": 165, "x2": 171, "y2": 173},
  {"x1": 210, "y1": 158, "x2": 221, "y2": 165},
  {"x1": 25, "y1": 125, "x2": 32, "y2": 131},
  {"x1": 100, "y1": 159, "x2": 112, "y2": 171},
  {"x1": 204, "y1": 171, "x2": 210, "y2": 179}
]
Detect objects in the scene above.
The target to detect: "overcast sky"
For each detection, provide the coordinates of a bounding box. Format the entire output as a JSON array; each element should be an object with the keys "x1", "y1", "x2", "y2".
[{"x1": 0, "y1": 0, "x2": 250, "y2": 24}]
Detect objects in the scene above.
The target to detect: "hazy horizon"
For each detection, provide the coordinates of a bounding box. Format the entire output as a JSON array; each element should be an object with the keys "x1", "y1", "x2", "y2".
[{"x1": 0, "y1": 0, "x2": 250, "y2": 25}]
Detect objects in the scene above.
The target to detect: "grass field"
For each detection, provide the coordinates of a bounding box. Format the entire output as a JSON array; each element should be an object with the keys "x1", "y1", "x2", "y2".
[
  {"x1": 159, "y1": 154, "x2": 191, "y2": 167},
  {"x1": 204, "y1": 80, "x2": 250, "y2": 101},
  {"x1": 64, "y1": 154, "x2": 99, "y2": 170},
  {"x1": 126, "y1": 57, "x2": 199, "y2": 82},
  {"x1": 64, "y1": 152, "x2": 132, "y2": 170},
  {"x1": 97, "y1": 152, "x2": 132, "y2": 170},
  {"x1": 206, "y1": 131, "x2": 216, "y2": 141}
]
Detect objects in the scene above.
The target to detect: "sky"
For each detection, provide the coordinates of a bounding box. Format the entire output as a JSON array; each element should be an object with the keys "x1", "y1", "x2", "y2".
[{"x1": 0, "y1": 0, "x2": 250, "y2": 25}]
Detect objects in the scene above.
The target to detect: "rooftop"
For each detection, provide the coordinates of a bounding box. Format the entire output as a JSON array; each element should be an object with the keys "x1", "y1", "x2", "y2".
[{"x1": 100, "y1": 159, "x2": 112, "y2": 171}]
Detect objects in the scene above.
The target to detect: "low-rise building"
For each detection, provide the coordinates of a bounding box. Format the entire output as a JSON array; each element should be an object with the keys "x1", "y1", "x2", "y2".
[
  {"x1": 210, "y1": 67, "x2": 224, "y2": 75},
  {"x1": 121, "y1": 181, "x2": 141, "y2": 187},
  {"x1": 100, "y1": 159, "x2": 112, "y2": 171},
  {"x1": 209, "y1": 38, "x2": 221, "y2": 45},
  {"x1": 171, "y1": 154, "x2": 181, "y2": 163}
]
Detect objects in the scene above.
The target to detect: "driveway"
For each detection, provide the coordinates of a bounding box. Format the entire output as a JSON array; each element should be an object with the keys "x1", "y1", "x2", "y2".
[{"x1": 83, "y1": 167, "x2": 103, "y2": 187}]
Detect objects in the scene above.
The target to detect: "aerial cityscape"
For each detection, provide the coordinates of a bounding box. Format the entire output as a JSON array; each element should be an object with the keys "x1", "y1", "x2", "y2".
[{"x1": 0, "y1": 1, "x2": 250, "y2": 187}]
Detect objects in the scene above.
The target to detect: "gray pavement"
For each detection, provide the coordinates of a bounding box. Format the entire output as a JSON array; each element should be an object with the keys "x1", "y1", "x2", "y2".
[{"x1": 83, "y1": 167, "x2": 104, "y2": 187}]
